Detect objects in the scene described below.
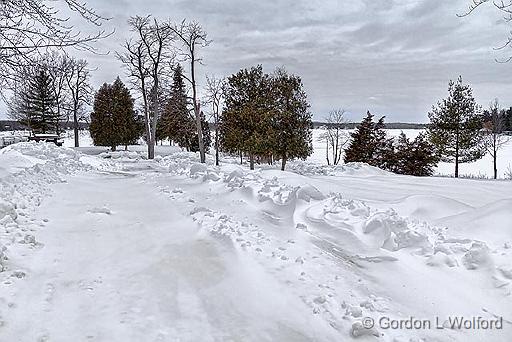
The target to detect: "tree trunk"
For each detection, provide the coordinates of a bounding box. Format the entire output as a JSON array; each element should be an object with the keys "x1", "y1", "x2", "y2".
[
  {"x1": 111, "y1": 145, "x2": 116, "y2": 152},
  {"x1": 143, "y1": 103, "x2": 151, "y2": 159},
  {"x1": 73, "y1": 105, "x2": 79, "y2": 148},
  {"x1": 334, "y1": 133, "x2": 339, "y2": 165},
  {"x1": 125, "y1": 145, "x2": 128, "y2": 151},
  {"x1": 240, "y1": 151, "x2": 243, "y2": 165},
  {"x1": 455, "y1": 156, "x2": 459, "y2": 178},
  {"x1": 190, "y1": 52, "x2": 206, "y2": 163},
  {"x1": 249, "y1": 154, "x2": 255, "y2": 170},
  {"x1": 455, "y1": 133, "x2": 459, "y2": 178},
  {"x1": 215, "y1": 120, "x2": 219, "y2": 166},
  {"x1": 494, "y1": 148, "x2": 498, "y2": 180},
  {"x1": 148, "y1": 79, "x2": 159, "y2": 160},
  {"x1": 281, "y1": 156, "x2": 287, "y2": 171},
  {"x1": 148, "y1": 141, "x2": 155, "y2": 159},
  {"x1": 326, "y1": 141, "x2": 330, "y2": 165}
]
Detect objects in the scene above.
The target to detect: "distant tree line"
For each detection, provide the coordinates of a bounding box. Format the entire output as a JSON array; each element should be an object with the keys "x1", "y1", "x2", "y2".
[
  {"x1": 341, "y1": 76, "x2": 510, "y2": 178},
  {"x1": 2, "y1": 0, "x2": 510, "y2": 178}
]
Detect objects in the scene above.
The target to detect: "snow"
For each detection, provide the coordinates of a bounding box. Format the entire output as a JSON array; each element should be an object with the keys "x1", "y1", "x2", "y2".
[
  {"x1": 0, "y1": 132, "x2": 512, "y2": 341},
  {"x1": 0, "y1": 137, "x2": 511, "y2": 341}
]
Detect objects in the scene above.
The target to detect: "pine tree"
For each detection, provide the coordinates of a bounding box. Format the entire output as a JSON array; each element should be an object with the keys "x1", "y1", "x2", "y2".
[
  {"x1": 503, "y1": 107, "x2": 512, "y2": 132},
  {"x1": 344, "y1": 111, "x2": 387, "y2": 165},
  {"x1": 393, "y1": 133, "x2": 411, "y2": 174},
  {"x1": 160, "y1": 65, "x2": 197, "y2": 150},
  {"x1": 427, "y1": 76, "x2": 485, "y2": 178},
  {"x1": 220, "y1": 65, "x2": 273, "y2": 170},
  {"x1": 15, "y1": 67, "x2": 59, "y2": 134},
  {"x1": 410, "y1": 133, "x2": 439, "y2": 176},
  {"x1": 270, "y1": 68, "x2": 313, "y2": 170},
  {"x1": 113, "y1": 79, "x2": 143, "y2": 150},
  {"x1": 90, "y1": 77, "x2": 140, "y2": 151},
  {"x1": 394, "y1": 132, "x2": 439, "y2": 176}
]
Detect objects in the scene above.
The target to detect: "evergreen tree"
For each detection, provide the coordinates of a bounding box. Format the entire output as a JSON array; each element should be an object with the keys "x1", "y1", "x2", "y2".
[
  {"x1": 503, "y1": 107, "x2": 512, "y2": 132},
  {"x1": 344, "y1": 111, "x2": 387, "y2": 166},
  {"x1": 270, "y1": 68, "x2": 313, "y2": 170},
  {"x1": 90, "y1": 77, "x2": 140, "y2": 151},
  {"x1": 159, "y1": 65, "x2": 197, "y2": 150},
  {"x1": 15, "y1": 67, "x2": 59, "y2": 133},
  {"x1": 393, "y1": 133, "x2": 411, "y2": 174},
  {"x1": 375, "y1": 136, "x2": 397, "y2": 172},
  {"x1": 220, "y1": 65, "x2": 273, "y2": 170},
  {"x1": 394, "y1": 132, "x2": 439, "y2": 176},
  {"x1": 427, "y1": 76, "x2": 485, "y2": 178}
]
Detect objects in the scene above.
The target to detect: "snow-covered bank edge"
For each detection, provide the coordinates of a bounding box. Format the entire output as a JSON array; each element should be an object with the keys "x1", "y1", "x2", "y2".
[{"x1": 0, "y1": 143, "x2": 95, "y2": 282}]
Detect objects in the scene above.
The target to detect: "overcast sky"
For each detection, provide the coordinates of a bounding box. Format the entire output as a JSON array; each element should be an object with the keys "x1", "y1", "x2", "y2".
[{"x1": 3, "y1": 0, "x2": 512, "y2": 122}]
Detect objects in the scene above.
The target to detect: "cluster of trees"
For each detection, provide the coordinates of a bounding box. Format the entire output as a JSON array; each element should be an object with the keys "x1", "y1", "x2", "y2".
[
  {"x1": 116, "y1": 16, "x2": 211, "y2": 160},
  {"x1": 220, "y1": 65, "x2": 313, "y2": 171},
  {"x1": 7, "y1": 53, "x2": 92, "y2": 146},
  {"x1": 428, "y1": 77, "x2": 510, "y2": 179},
  {"x1": 88, "y1": 63, "x2": 313, "y2": 172},
  {"x1": 1, "y1": 0, "x2": 108, "y2": 147},
  {"x1": 343, "y1": 112, "x2": 439, "y2": 176},
  {"x1": 342, "y1": 76, "x2": 510, "y2": 179}
]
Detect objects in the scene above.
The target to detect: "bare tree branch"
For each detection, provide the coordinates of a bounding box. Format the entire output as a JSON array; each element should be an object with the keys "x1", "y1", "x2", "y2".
[
  {"x1": 460, "y1": 0, "x2": 512, "y2": 61},
  {"x1": 168, "y1": 19, "x2": 212, "y2": 163},
  {"x1": 204, "y1": 74, "x2": 225, "y2": 166},
  {"x1": 0, "y1": 0, "x2": 112, "y2": 87},
  {"x1": 319, "y1": 109, "x2": 350, "y2": 166},
  {"x1": 117, "y1": 15, "x2": 175, "y2": 159}
]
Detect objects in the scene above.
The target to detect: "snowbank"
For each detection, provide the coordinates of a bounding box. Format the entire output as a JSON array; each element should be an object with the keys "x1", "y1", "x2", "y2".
[
  {"x1": 0, "y1": 142, "x2": 91, "y2": 275},
  {"x1": 152, "y1": 150, "x2": 512, "y2": 341}
]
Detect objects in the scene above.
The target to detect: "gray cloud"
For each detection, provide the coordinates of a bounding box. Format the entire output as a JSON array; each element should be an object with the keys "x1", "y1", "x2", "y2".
[{"x1": 2, "y1": 0, "x2": 512, "y2": 122}]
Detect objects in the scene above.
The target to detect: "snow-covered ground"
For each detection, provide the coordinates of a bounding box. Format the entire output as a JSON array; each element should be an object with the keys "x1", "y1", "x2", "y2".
[
  {"x1": 0, "y1": 140, "x2": 510, "y2": 341},
  {"x1": 6, "y1": 128, "x2": 511, "y2": 178}
]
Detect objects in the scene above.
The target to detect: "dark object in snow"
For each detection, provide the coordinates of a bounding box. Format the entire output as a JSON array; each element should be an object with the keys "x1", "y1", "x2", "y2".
[{"x1": 28, "y1": 134, "x2": 64, "y2": 146}]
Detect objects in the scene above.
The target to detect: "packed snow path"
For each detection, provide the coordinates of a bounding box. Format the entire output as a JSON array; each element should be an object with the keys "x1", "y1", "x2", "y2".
[
  {"x1": 0, "y1": 143, "x2": 511, "y2": 341},
  {"x1": 2, "y1": 170, "x2": 335, "y2": 341}
]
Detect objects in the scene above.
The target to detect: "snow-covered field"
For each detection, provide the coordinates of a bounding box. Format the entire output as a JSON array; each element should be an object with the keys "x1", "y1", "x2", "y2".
[
  {"x1": 310, "y1": 129, "x2": 512, "y2": 179},
  {"x1": 0, "y1": 138, "x2": 511, "y2": 341}
]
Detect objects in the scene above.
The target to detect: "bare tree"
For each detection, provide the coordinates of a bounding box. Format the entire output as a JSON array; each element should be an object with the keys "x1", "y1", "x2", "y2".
[
  {"x1": 66, "y1": 57, "x2": 92, "y2": 147},
  {"x1": 46, "y1": 51, "x2": 71, "y2": 134},
  {"x1": 204, "y1": 75, "x2": 224, "y2": 166},
  {"x1": 169, "y1": 20, "x2": 212, "y2": 163},
  {"x1": 483, "y1": 99, "x2": 511, "y2": 178},
  {"x1": 0, "y1": 0, "x2": 111, "y2": 86},
  {"x1": 117, "y1": 16, "x2": 174, "y2": 159},
  {"x1": 320, "y1": 109, "x2": 350, "y2": 165},
  {"x1": 7, "y1": 53, "x2": 70, "y2": 133}
]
